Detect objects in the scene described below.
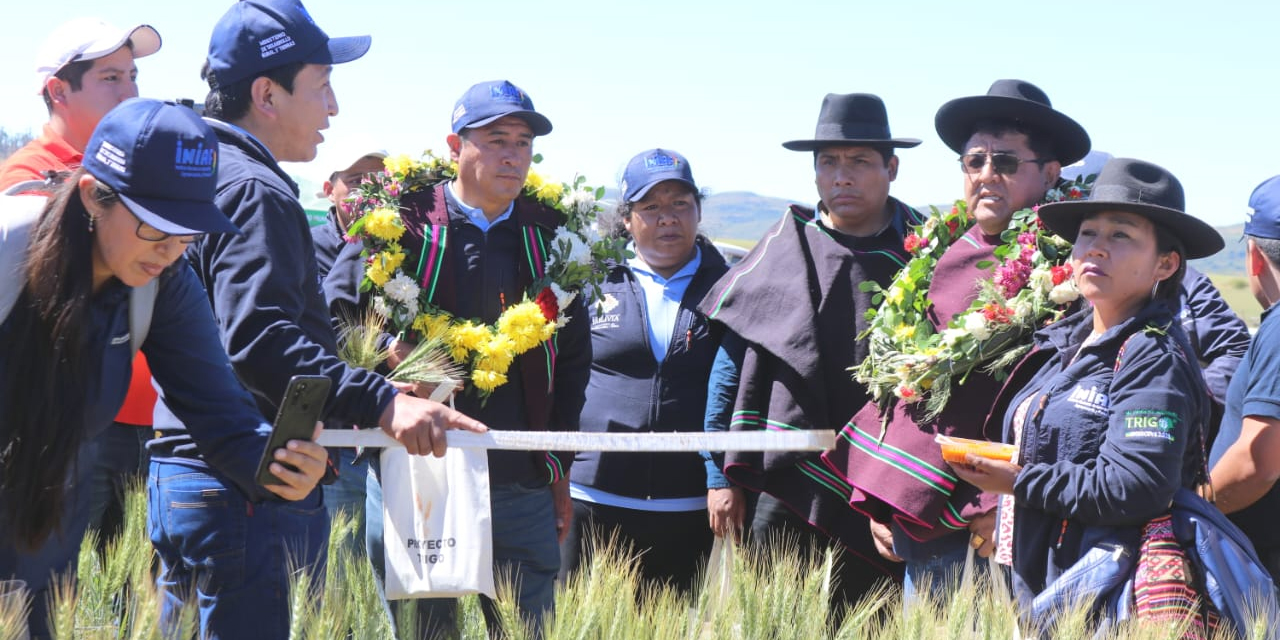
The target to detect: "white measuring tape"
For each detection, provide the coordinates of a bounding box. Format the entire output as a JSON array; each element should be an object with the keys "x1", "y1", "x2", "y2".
[
  {"x1": 317, "y1": 428, "x2": 834, "y2": 452},
  {"x1": 315, "y1": 380, "x2": 833, "y2": 452}
]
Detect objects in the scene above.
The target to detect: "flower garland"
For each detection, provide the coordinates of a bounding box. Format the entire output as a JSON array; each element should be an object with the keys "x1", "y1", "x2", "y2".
[
  {"x1": 854, "y1": 175, "x2": 1094, "y2": 421},
  {"x1": 345, "y1": 151, "x2": 627, "y2": 396}
]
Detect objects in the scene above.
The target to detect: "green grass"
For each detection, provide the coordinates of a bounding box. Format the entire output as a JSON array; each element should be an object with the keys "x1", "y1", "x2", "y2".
[
  {"x1": 1207, "y1": 272, "x2": 1263, "y2": 328},
  {"x1": 0, "y1": 486, "x2": 1271, "y2": 639}
]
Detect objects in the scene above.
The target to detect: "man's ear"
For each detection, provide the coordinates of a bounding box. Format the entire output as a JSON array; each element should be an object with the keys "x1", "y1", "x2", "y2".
[
  {"x1": 249, "y1": 76, "x2": 277, "y2": 119},
  {"x1": 1042, "y1": 161, "x2": 1062, "y2": 189},
  {"x1": 446, "y1": 133, "x2": 463, "y2": 162},
  {"x1": 45, "y1": 78, "x2": 68, "y2": 105},
  {"x1": 886, "y1": 155, "x2": 899, "y2": 181}
]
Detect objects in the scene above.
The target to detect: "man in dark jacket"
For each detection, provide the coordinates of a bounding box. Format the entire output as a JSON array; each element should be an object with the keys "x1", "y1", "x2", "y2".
[
  {"x1": 701, "y1": 93, "x2": 924, "y2": 608},
  {"x1": 148, "y1": 2, "x2": 481, "y2": 636},
  {"x1": 1209, "y1": 174, "x2": 1280, "y2": 585},
  {"x1": 362, "y1": 79, "x2": 591, "y2": 638},
  {"x1": 310, "y1": 149, "x2": 387, "y2": 550}
]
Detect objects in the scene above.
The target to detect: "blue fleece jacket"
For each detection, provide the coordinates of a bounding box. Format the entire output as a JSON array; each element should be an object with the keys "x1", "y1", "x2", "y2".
[
  {"x1": 152, "y1": 121, "x2": 397, "y2": 488},
  {"x1": 991, "y1": 301, "x2": 1209, "y2": 602}
]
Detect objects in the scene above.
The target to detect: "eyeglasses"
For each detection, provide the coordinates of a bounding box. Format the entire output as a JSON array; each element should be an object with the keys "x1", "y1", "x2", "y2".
[
  {"x1": 130, "y1": 209, "x2": 205, "y2": 244},
  {"x1": 959, "y1": 152, "x2": 1049, "y2": 176}
]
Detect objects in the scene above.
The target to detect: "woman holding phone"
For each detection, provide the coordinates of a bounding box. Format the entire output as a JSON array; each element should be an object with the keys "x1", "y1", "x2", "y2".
[{"x1": 0, "y1": 98, "x2": 329, "y2": 636}]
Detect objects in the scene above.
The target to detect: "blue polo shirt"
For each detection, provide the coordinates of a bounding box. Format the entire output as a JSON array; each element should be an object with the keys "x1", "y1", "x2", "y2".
[
  {"x1": 627, "y1": 245, "x2": 702, "y2": 363},
  {"x1": 445, "y1": 182, "x2": 512, "y2": 232},
  {"x1": 1210, "y1": 305, "x2": 1280, "y2": 551}
]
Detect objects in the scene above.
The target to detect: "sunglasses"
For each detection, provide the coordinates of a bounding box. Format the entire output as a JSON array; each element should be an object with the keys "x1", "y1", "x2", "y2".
[{"x1": 959, "y1": 152, "x2": 1048, "y2": 176}]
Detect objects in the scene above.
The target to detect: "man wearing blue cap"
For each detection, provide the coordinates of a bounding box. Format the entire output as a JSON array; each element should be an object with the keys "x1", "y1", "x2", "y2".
[
  {"x1": 149, "y1": 2, "x2": 484, "y2": 636},
  {"x1": 1208, "y1": 175, "x2": 1280, "y2": 586},
  {"x1": 360, "y1": 79, "x2": 589, "y2": 637}
]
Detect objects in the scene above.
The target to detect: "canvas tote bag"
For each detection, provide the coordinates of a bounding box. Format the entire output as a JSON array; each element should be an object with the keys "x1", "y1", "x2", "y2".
[{"x1": 381, "y1": 382, "x2": 496, "y2": 599}]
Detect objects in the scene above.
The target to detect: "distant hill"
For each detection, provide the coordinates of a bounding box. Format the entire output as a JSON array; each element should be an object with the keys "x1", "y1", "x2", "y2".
[
  {"x1": 1192, "y1": 223, "x2": 1244, "y2": 276},
  {"x1": 700, "y1": 191, "x2": 794, "y2": 241}
]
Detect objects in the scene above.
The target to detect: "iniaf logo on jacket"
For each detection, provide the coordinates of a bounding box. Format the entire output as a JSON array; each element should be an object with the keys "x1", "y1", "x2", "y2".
[{"x1": 1067, "y1": 383, "x2": 1109, "y2": 415}]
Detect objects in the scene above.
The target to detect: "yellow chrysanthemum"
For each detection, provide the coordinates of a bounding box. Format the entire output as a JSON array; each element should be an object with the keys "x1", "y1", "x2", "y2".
[
  {"x1": 893, "y1": 323, "x2": 916, "y2": 341},
  {"x1": 496, "y1": 302, "x2": 551, "y2": 352},
  {"x1": 374, "y1": 250, "x2": 405, "y2": 274},
  {"x1": 445, "y1": 322, "x2": 490, "y2": 364},
  {"x1": 886, "y1": 287, "x2": 905, "y2": 305},
  {"x1": 383, "y1": 154, "x2": 417, "y2": 177},
  {"x1": 535, "y1": 181, "x2": 564, "y2": 204},
  {"x1": 368, "y1": 261, "x2": 391, "y2": 286},
  {"x1": 524, "y1": 171, "x2": 545, "y2": 193},
  {"x1": 476, "y1": 334, "x2": 517, "y2": 373},
  {"x1": 471, "y1": 368, "x2": 508, "y2": 393},
  {"x1": 412, "y1": 313, "x2": 453, "y2": 343},
  {"x1": 364, "y1": 207, "x2": 404, "y2": 242},
  {"x1": 539, "y1": 321, "x2": 556, "y2": 342}
]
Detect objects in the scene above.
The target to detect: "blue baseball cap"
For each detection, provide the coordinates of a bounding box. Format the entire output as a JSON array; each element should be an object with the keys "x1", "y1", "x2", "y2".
[
  {"x1": 82, "y1": 98, "x2": 239, "y2": 236},
  {"x1": 207, "y1": 0, "x2": 370, "y2": 87},
  {"x1": 1246, "y1": 175, "x2": 1280, "y2": 241},
  {"x1": 621, "y1": 149, "x2": 697, "y2": 203},
  {"x1": 451, "y1": 80, "x2": 552, "y2": 136}
]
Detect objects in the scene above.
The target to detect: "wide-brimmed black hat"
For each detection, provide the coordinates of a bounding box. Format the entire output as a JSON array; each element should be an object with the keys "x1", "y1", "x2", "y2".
[
  {"x1": 934, "y1": 79, "x2": 1090, "y2": 165},
  {"x1": 782, "y1": 93, "x2": 921, "y2": 151},
  {"x1": 1038, "y1": 158, "x2": 1224, "y2": 259}
]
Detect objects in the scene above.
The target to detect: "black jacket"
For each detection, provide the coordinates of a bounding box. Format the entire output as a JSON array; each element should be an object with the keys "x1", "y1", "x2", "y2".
[
  {"x1": 154, "y1": 121, "x2": 397, "y2": 451},
  {"x1": 571, "y1": 238, "x2": 728, "y2": 499}
]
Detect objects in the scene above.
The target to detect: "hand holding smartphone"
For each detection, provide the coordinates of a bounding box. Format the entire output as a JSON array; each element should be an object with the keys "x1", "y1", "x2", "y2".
[{"x1": 255, "y1": 375, "x2": 331, "y2": 487}]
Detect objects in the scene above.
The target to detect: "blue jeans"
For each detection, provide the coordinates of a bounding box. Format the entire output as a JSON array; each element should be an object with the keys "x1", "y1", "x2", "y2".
[
  {"x1": 86, "y1": 423, "x2": 150, "y2": 541},
  {"x1": 148, "y1": 459, "x2": 329, "y2": 639},
  {"x1": 366, "y1": 456, "x2": 559, "y2": 639},
  {"x1": 893, "y1": 525, "x2": 981, "y2": 606},
  {"x1": 323, "y1": 447, "x2": 368, "y2": 554}
]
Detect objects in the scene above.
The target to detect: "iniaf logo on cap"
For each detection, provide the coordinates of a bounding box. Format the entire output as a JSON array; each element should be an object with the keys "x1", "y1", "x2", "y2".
[
  {"x1": 94, "y1": 140, "x2": 127, "y2": 173},
  {"x1": 451, "y1": 103, "x2": 467, "y2": 125},
  {"x1": 644, "y1": 152, "x2": 680, "y2": 172},
  {"x1": 490, "y1": 82, "x2": 524, "y2": 104},
  {"x1": 175, "y1": 139, "x2": 216, "y2": 179}
]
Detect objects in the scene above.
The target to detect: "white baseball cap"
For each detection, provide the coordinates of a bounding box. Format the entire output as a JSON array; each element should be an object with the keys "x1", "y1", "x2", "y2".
[{"x1": 35, "y1": 18, "x2": 162, "y2": 94}]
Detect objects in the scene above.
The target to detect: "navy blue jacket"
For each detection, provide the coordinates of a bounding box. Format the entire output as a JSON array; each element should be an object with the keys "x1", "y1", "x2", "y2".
[
  {"x1": 153, "y1": 121, "x2": 397, "y2": 478},
  {"x1": 571, "y1": 239, "x2": 728, "y2": 499},
  {"x1": 1179, "y1": 266, "x2": 1251, "y2": 427},
  {"x1": 990, "y1": 301, "x2": 1210, "y2": 601}
]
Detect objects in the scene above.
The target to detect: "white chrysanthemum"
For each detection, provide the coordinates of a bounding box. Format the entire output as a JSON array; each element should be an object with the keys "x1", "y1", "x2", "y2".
[
  {"x1": 1028, "y1": 268, "x2": 1053, "y2": 295},
  {"x1": 1049, "y1": 282, "x2": 1079, "y2": 305},
  {"x1": 555, "y1": 227, "x2": 592, "y2": 266},
  {"x1": 371, "y1": 296, "x2": 391, "y2": 319},
  {"x1": 1013, "y1": 300, "x2": 1034, "y2": 321},
  {"x1": 384, "y1": 274, "x2": 420, "y2": 307},
  {"x1": 940, "y1": 328, "x2": 967, "y2": 347},
  {"x1": 560, "y1": 188, "x2": 598, "y2": 217},
  {"x1": 964, "y1": 312, "x2": 992, "y2": 341},
  {"x1": 550, "y1": 282, "x2": 577, "y2": 313}
]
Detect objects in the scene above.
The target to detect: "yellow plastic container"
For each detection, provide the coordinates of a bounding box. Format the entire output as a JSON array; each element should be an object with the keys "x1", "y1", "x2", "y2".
[{"x1": 935, "y1": 435, "x2": 1017, "y2": 464}]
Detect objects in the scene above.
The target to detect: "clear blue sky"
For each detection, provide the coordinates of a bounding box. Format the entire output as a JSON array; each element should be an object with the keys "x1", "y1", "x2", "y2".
[{"x1": 1, "y1": 0, "x2": 1274, "y2": 229}]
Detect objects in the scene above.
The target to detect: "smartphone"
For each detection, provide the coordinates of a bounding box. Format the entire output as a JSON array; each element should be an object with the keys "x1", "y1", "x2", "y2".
[{"x1": 254, "y1": 375, "x2": 332, "y2": 487}]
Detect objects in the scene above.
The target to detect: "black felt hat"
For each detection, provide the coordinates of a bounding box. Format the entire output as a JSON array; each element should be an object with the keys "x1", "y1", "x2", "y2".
[
  {"x1": 782, "y1": 93, "x2": 921, "y2": 151},
  {"x1": 934, "y1": 79, "x2": 1090, "y2": 165},
  {"x1": 1037, "y1": 157, "x2": 1224, "y2": 259}
]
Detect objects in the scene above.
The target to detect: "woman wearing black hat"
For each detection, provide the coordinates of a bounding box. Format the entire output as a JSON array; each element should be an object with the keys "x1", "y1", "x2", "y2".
[
  {"x1": 952, "y1": 158, "x2": 1221, "y2": 634},
  {"x1": 0, "y1": 98, "x2": 331, "y2": 637}
]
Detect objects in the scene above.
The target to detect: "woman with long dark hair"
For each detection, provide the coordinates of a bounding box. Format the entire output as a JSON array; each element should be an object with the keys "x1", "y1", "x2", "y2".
[{"x1": 0, "y1": 98, "x2": 330, "y2": 637}]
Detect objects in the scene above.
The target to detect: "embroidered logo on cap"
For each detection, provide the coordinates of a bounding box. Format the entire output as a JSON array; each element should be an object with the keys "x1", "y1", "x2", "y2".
[
  {"x1": 94, "y1": 140, "x2": 126, "y2": 173},
  {"x1": 644, "y1": 152, "x2": 680, "y2": 172},
  {"x1": 175, "y1": 140, "x2": 216, "y2": 178},
  {"x1": 259, "y1": 31, "x2": 296, "y2": 59},
  {"x1": 490, "y1": 82, "x2": 524, "y2": 104},
  {"x1": 451, "y1": 103, "x2": 467, "y2": 125}
]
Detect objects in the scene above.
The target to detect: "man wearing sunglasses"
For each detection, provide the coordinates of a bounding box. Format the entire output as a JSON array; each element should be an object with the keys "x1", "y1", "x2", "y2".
[{"x1": 846, "y1": 80, "x2": 1091, "y2": 602}]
